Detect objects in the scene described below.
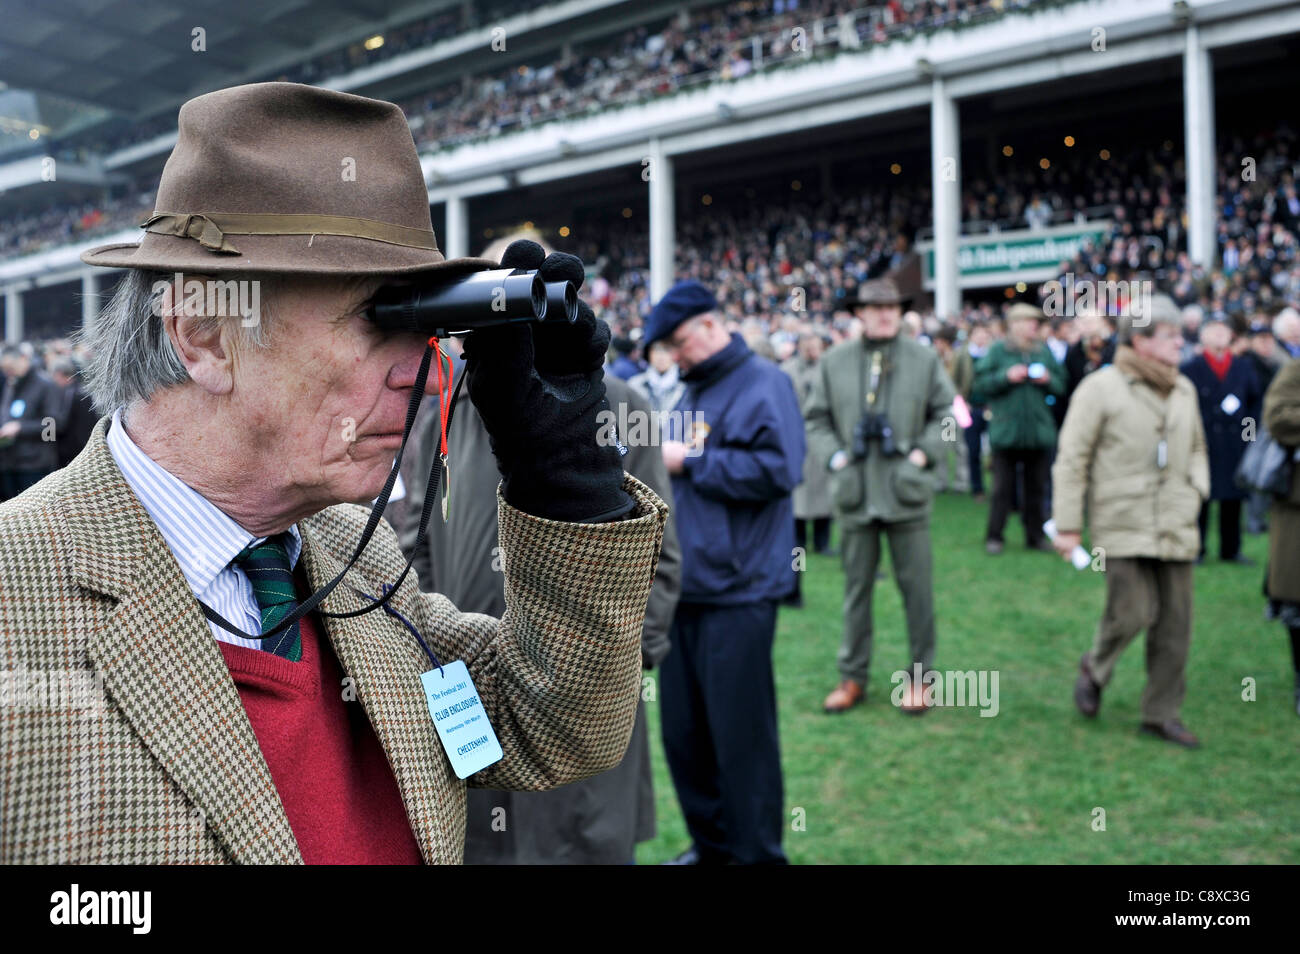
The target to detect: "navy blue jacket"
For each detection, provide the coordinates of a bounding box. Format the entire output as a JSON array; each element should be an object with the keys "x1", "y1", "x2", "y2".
[
  {"x1": 608, "y1": 356, "x2": 645, "y2": 381},
  {"x1": 1180, "y1": 353, "x2": 1262, "y2": 501},
  {"x1": 670, "y1": 334, "x2": 805, "y2": 605}
]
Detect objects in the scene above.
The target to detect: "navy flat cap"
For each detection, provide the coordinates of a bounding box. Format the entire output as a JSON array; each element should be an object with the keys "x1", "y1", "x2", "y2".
[{"x1": 643, "y1": 280, "x2": 718, "y2": 346}]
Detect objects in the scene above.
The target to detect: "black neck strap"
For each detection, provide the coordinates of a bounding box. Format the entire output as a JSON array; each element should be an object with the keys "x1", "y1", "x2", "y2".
[{"x1": 198, "y1": 342, "x2": 470, "y2": 642}]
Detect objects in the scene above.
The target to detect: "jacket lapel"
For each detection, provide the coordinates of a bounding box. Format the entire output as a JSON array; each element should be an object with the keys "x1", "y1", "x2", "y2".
[
  {"x1": 298, "y1": 514, "x2": 454, "y2": 864},
  {"x1": 66, "y1": 418, "x2": 302, "y2": 863}
]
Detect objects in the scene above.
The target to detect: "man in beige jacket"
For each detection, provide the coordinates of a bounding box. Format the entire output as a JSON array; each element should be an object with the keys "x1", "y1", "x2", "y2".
[{"x1": 1052, "y1": 295, "x2": 1210, "y2": 748}]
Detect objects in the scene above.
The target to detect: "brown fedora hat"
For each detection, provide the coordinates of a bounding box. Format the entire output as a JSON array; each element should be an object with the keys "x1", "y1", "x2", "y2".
[
  {"x1": 1005, "y1": 302, "x2": 1045, "y2": 323},
  {"x1": 82, "y1": 82, "x2": 497, "y2": 277},
  {"x1": 854, "y1": 276, "x2": 909, "y2": 307}
]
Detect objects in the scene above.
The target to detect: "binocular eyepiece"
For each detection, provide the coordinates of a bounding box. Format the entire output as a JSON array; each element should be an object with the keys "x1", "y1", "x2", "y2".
[{"x1": 366, "y1": 267, "x2": 578, "y2": 339}]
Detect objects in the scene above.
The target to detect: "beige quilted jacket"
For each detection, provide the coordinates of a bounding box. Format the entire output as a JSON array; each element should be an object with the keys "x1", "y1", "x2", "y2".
[{"x1": 1052, "y1": 365, "x2": 1209, "y2": 561}]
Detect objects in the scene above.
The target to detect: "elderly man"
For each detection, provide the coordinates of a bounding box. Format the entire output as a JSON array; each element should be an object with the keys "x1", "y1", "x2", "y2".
[
  {"x1": 1054, "y1": 296, "x2": 1209, "y2": 748},
  {"x1": 1275, "y1": 307, "x2": 1300, "y2": 361},
  {"x1": 0, "y1": 83, "x2": 666, "y2": 864},
  {"x1": 646, "y1": 280, "x2": 804, "y2": 866},
  {"x1": 807, "y1": 277, "x2": 955, "y2": 714}
]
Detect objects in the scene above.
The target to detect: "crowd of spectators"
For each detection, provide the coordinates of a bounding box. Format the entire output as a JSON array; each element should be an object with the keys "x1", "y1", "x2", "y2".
[
  {"x1": 402, "y1": 0, "x2": 1030, "y2": 151},
  {"x1": 14, "y1": 0, "x2": 1040, "y2": 194},
  {"x1": 6, "y1": 0, "x2": 1031, "y2": 258},
  {"x1": 0, "y1": 186, "x2": 154, "y2": 258},
  {"x1": 1050, "y1": 126, "x2": 1300, "y2": 322},
  {"x1": 568, "y1": 140, "x2": 1201, "y2": 340}
]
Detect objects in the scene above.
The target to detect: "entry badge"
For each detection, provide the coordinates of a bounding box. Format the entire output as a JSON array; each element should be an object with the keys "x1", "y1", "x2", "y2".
[
  {"x1": 1220, "y1": 393, "x2": 1241, "y2": 416},
  {"x1": 9, "y1": 399, "x2": 25, "y2": 418},
  {"x1": 420, "y1": 660, "x2": 503, "y2": 779}
]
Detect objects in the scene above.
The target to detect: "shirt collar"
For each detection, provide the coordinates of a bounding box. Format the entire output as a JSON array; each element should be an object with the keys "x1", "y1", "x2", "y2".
[{"x1": 105, "y1": 406, "x2": 302, "y2": 596}]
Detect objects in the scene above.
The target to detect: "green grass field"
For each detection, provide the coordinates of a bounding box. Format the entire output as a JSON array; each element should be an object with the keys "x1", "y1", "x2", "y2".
[{"x1": 634, "y1": 490, "x2": 1300, "y2": 864}]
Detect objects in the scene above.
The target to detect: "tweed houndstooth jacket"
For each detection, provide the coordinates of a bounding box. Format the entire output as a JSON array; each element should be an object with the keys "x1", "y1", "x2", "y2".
[{"x1": 0, "y1": 416, "x2": 667, "y2": 864}]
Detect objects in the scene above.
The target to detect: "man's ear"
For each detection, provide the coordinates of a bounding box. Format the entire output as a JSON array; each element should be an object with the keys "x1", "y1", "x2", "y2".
[{"x1": 159, "y1": 278, "x2": 235, "y2": 396}]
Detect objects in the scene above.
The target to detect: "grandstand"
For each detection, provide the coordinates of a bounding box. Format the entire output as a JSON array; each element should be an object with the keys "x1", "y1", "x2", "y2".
[{"x1": 2, "y1": 0, "x2": 1299, "y2": 341}]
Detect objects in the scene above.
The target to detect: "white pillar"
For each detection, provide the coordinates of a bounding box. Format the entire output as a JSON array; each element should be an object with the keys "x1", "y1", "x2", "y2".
[
  {"x1": 930, "y1": 76, "x2": 961, "y2": 321},
  {"x1": 444, "y1": 195, "x2": 468, "y2": 260},
  {"x1": 1184, "y1": 24, "x2": 1217, "y2": 269},
  {"x1": 648, "y1": 138, "x2": 676, "y2": 303},
  {"x1": 4, "y1": 287, "x2": 23, "y2": 343},
  {"x1": 80, "y1": 271, "x2": 99, "y2": 333}
]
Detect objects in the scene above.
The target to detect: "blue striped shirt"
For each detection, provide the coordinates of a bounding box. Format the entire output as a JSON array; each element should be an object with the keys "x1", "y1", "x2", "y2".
[{"x1": 105, "y1": 406, "x2": 303, "y2": 652}]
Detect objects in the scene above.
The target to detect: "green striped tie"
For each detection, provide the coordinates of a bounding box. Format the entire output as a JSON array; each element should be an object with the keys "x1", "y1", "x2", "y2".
[{"x1": 232, "y1": 532, "x2": 302, "y2": 662}]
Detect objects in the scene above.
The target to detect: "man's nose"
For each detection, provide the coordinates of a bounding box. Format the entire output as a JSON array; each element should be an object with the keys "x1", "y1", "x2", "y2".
[{"x1": 388, "y1": 334, "x2": 436, "y2": 391}]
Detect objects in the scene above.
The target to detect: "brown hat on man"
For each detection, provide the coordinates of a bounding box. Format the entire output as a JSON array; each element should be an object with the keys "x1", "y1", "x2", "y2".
[
  {"x1": 854, "y1": 276, "x2": 909, "y2": 307},
  {"x1": 81, "y1": 82, "x2": 497, "y2": 277}
]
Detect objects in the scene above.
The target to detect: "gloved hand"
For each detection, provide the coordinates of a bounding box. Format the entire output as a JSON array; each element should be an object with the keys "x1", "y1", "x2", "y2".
[{"x1": 461, "y1": 240, "x2": 635, "y2": 523}]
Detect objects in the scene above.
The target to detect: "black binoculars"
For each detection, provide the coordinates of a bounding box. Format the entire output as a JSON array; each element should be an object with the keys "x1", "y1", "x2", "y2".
[
  {"x1": 366, "y1": 267, "x2": 578, "y2": 339},
  {"x1": 852, "y1": 411, "x2": 898, "y2": 460}
]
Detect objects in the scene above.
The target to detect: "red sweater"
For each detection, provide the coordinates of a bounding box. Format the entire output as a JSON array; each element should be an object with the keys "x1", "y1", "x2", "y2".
[
  {"x1": 218, "y1": 567, "x2": 423, "y2": 865},
  {"x1": 1204, "y1": 349, "x2": 1232, "y2": 381}
]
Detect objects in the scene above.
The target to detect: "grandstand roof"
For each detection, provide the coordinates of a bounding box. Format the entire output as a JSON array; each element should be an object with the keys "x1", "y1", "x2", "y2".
[{"x1": 0, "y1": 0, "x2": 452, "y2": 123}]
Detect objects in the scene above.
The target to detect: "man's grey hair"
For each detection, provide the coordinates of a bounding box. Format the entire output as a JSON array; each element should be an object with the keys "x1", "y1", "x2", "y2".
[
  {"x1": 75, "y1": 269, "x2": 276, "y2": 416},
  {"x1": 1117, "y1": 294, "x2": 1182, "y2": 344},
  {"x1": 1273, "y1": 306, "x2": 1300, "y2": 342}
]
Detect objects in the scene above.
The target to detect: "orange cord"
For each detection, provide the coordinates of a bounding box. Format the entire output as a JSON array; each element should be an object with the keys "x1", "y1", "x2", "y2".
[{"x1": 430, "y1": 337, "x2": 452, "y2": 458}]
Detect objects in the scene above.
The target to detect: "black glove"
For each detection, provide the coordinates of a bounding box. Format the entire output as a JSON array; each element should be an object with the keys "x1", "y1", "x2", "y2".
[{"x1": 461, "y1": 240, "x2": 635, "y2": 523}]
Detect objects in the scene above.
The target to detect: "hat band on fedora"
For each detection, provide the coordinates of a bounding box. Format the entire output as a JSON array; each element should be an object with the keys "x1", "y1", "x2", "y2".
[{"x1": 140, "y1": 211, "x2": 440, "y2": 255}]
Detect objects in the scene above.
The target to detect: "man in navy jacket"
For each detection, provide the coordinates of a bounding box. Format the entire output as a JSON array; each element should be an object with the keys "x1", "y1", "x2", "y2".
[{"x1": 645, "y1": 280, "x2": 804, "y2": 865}]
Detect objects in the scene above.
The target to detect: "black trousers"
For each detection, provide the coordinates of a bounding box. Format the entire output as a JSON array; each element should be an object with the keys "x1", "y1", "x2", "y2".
[
  {"x1": 789, "y1": 518, "x2": 831, "y2": 603},
  {"x1": 1198, "y1": 499, "x2": 1243, "y2": 560},
  {"x1": 987, "y1": 447, "x2": 1050, "y2": 546},
  {"x1": 795, "y1": 517, "x2": 832, "y2": 554},
  {"x1": 964, "y1": 409, "x2": 987, "y2": 494},
  {"x1": 660, "y1": 600, "x2": 786, "y2": 865}
]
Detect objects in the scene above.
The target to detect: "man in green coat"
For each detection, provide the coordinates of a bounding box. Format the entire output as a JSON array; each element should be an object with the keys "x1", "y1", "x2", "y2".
[
  {"x1": 972, "y1": 302, "x2": 1066, "y2": 554},
  {"x1": 806, "y1": 278, "x2": 956, "y2": 714}
]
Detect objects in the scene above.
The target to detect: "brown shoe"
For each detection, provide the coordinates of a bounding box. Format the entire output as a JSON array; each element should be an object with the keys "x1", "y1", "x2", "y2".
[
  {"x1": 823, "y1": 679, "x2": 865, "y2": 713},
  {"x1": 1140, "y1": 719, "x2": 1201, "y2": 749},
  {"x1": 899, "y1": 674, "x2": 930, "y2": 715},
  {"x1": 1074, "y1": 653, "x2": 1101, "y2": 717}
]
